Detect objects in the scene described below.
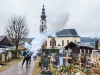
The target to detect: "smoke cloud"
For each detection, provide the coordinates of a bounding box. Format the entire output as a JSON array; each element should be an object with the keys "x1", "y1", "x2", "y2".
[
  {"x1": 48, "y1": 11, "x2": 69, "y2": 33},
  {"x1": 25, "y1": 11, "x2": 69, "y2": 56}
]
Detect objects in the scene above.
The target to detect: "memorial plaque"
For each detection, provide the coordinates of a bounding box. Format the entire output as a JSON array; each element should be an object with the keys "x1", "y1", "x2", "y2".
[
  {"x1": 41, "y1": 52, "x2": 52, "y2": 75},
  {"x1": 41, "y1": 55, "x2": 50, "y2": 69}
]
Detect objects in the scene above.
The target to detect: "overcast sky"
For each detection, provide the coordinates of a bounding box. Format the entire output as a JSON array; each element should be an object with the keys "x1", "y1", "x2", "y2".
[{"x1": 0, "y1": 0, "x2": 100, "y2": 38}]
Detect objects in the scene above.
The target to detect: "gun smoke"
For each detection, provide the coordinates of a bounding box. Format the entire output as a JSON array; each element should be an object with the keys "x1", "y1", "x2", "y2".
[{"x1": 25, "y1": 11, "x2": 69, "y2": 56}]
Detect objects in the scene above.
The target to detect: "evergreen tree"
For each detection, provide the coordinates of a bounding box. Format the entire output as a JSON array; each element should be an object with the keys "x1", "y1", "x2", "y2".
[{"x1": 95, "y1": 41, "x2": 98, "y2": 50}]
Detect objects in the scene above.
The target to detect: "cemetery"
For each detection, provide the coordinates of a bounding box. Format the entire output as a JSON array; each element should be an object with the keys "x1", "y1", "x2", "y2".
[
  {"x1": 0, "y1": 2, "x2": 100, "y2": 75},
  {"x1": 34, "y1": 37, "x2": 100, "y2": 75},
  {"x1": 0, "y1": 49, "x2": 22, "y2": 66}
]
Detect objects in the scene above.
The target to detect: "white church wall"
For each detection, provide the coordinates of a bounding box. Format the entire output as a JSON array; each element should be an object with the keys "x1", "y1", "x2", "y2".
[
  {"x1": 40, "y1": 20, "x2": 47, "y2": 26},
  {"x1": 46, "y1": 37, "x2": 80, "y2": 48}
]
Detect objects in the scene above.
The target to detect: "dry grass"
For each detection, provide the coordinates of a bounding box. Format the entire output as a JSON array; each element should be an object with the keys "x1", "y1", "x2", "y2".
[
  {"x1": 50, "y1": 63, "x2": 57, "y2": 75},
  {"x1": 32, "y1": 56, "x2": 41, "y2": 75},
  {"x1": 0, "y1": 58, "x2": 22, "y2": 72}
]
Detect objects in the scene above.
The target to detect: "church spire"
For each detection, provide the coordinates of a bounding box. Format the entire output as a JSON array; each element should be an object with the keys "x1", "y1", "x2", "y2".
[{"x1": 41, "y1": 5, "x2": 46, "y2": 20}]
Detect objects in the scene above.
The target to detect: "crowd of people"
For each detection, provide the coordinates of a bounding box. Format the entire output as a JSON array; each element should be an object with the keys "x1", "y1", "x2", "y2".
[{"x1": 21, "y1": 48, "x2": 37, "y2": 68}]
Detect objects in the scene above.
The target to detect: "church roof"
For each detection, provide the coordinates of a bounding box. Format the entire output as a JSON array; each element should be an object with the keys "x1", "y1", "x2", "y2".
[
  {"x1": 65, "y1": 42, "x2": 94, "y2": 49},
  {"x1": 41, "y1": 5, "x2": 46, "y2": 20},
  {"x1": 56, "y1": 29, "x2": 80, "y2": 37}
]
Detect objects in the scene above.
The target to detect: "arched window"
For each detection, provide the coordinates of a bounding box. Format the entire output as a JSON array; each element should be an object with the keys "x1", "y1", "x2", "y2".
[
  {"x1": 55, "y1": 40, "x2": 56, "y2": 46},
  {"x1": 62, "y1": 40, "x2": 64, "y2": 46},
  {"x1": 42, "y1": 22, "x2": 43, "y2": 24},
  {"x1": 67, "y1": 40, "x2": 69, "y2": 44},
  {"x1": 50, "y1": 41, "x2": 51, "y2": 46},
  {"x1": 75, "y1": 40, "x2": 76, "y2": 43},
  {"x1": 42, "y1": 28, "x2": 44, "y2": 31}
]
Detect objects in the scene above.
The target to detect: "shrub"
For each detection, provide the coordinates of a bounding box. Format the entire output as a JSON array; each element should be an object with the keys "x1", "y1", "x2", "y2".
[
  {"x1": 39, "y1": 61, "x2": 41, "y2": 67},
  {"x1": 17, "y1": 56, "x2": 21, "y2": 59},
  {"x1": 10, "y1": 50, "x2": 16, "y2": 59}
]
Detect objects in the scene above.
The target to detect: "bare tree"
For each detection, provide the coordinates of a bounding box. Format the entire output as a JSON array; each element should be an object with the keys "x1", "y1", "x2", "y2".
[{"x1": 5, "y1": 16, "x2": 29, "y2": 58}]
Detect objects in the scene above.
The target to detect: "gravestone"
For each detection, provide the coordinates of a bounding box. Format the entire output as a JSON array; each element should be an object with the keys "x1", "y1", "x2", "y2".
[
  {"x1": 59, "y1": 53, "x2": 64, "y2": 66},
  {"x1": 8, "y1": 51, "x2": 12, "y2": 59},
  {"x1": 41, "y1": 55, "x2": 50, "y2": 69},
  {"x1": 54, "y1": 54, "x2": 59, "y2": 67},
  {"x1": 63, "y1": 52, "x2": 72, "y2": 65},
  {"x1": 0, "y1": 54, "x2": 6, "y2": 65},
  {"x1": 1, "y1": 54, "x2": 5, "y2": 62},
  {"x1": 41, "y1": 52, "x2": 52, "y2": 75}
]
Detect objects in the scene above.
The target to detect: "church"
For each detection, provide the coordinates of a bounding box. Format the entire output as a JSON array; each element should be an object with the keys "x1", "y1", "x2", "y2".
[{"x1": 40, "y1": 5, "x2": 80, "y2": 48}]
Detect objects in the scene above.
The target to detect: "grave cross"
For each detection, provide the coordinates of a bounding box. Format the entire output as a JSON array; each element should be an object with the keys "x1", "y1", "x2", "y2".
[
  {"x1": 78, "y1": 54, "x2": 82, "y2": 68},
  {"x1": 63, "y1": 52, "x2": 72, "y2": 65},
  {"x1": 93, "y1": 52, "x2": 99, "y2": 67}
]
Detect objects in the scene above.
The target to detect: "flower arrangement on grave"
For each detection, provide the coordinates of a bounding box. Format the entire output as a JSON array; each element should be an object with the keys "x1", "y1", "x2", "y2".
[
  {"x1": 42, "y1": 66, "x2": 51, "y2": 72},
  {"x1": 55, "y1": 66, "x2": 68, "y2": 75},
  {"x1": 55, "y1": 65, "x2": 77, "y2": 75},
  {"x1": 47, "y1": 67, "x2": 51, "y2": 72},
  {"x1": 42, "y1": 67, "x2": 46, "y2": 72},
  {"x1": 68, "y1": 65, "x2": 74, "y2": 73},
  {"x1": 85, "y1": 69, "x2": 91, "y2": 75}
]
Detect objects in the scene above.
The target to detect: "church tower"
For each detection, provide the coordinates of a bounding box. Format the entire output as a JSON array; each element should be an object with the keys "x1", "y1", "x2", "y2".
[{"x1": 40, "y1": 5, "x2": 47, "y2": 33}]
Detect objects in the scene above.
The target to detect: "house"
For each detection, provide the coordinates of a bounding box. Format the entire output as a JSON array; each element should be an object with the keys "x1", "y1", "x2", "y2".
[
  {"x1": 0, "y1": 36, "x2": 12, "y2": 48},
  {"x1": 0, "y1": 36, "x2": 12, "y2": 53},
  {"x1": 65, "y1": 42, "x2": 94, "y2": 54}
]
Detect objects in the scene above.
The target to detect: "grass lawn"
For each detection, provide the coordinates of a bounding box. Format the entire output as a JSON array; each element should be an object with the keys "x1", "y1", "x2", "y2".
[
  {"x1": 32, "y1": 56, "x2": 41, "y2": 75},
  {"x1": 50, "y1": 63, "x2": 57, "y2": 75},
  {"x1": 0, "y1": 58, "x2": 22, "y2": 72}
]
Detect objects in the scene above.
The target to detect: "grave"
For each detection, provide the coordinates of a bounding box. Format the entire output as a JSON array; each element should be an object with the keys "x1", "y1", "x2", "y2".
[
  {"x1": 41, "y1": 52, "x2": 52, "y2": 75},
  {"x1": 59, "y1": 48, "x2": 72, "y2": 66},
  {"x1": 8, "y1": 51, "x2": 12, "y2": 59},
  {"x1": 0, "y1": 54, "x2": 6, "y2": 65},
  {"x1": 6, "y1": 51, "x2": 12, "y2": 62},
  {"x1": 63, "y1": 51, "x2": 72, "y2": 65},
  {"x1": 53, "y1": 54, "x2": 59, "y2": 68},
  {"x1": 1, "y1": 54, "x2": 5, "y2": 62},
  {"x1": 58, "y1": 48, "x2": 66, "y2": 66}
]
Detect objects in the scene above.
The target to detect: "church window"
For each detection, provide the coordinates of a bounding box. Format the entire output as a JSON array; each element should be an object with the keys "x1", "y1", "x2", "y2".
[
  {"x1": 50, "y1": 41, "x2": 51, "y2": 46},
  {"x1": 42, "y1": 28, "x2": 44, "y2": 31},
  {"x1": 42, "y1": 22, "x2": 43, "y2": 24},
  {"x1": 55, "y1": 40, "x2": 56, "y2": 46},
  {"x1": 67, "y1": 40, "x2": 69, "y2": 44},
  {"x1": 62, "y1": 40, "x2": 64, "y2": 46},
  {"x1": 75, "y1": 40, "x2": 76, "y2": 43}
]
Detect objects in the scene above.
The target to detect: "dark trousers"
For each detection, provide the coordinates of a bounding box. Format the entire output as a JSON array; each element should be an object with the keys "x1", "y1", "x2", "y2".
[
  {"x1": 29, "y1": 56, "x2": 31, "y2": 62},
  {"x1": 22, "y1": 56, "x2": 29, "y2": 66}
]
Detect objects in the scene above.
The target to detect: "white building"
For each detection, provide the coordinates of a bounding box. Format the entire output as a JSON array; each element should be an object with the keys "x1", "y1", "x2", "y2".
[{"x1": 40, "y1": 5, "x2": 80, "y2": 49}]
